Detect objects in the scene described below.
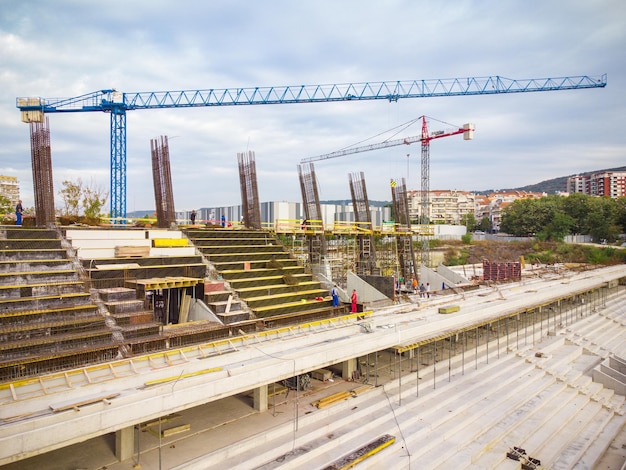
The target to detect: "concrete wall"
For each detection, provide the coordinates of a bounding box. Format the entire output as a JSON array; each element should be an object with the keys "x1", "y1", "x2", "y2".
[{"x1": 346, "y1": 271, "x2": 392, "y2": 307}]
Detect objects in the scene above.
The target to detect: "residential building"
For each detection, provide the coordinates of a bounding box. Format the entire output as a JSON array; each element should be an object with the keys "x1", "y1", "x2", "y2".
[
  {"x1": 407, "y1": 189, "x2": 476, "y2": 225},
  {"x1": 567, "y1": 171, "x2": 626, "y2": 198},
  {"x1": 0, "y1": 175, "x2": 20, "y2": 207}
]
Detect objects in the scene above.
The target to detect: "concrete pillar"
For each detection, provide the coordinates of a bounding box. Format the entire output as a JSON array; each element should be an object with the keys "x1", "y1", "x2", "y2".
[
  {"x1": 115, "y1": 426, "x2": 134, "y2": 462},
  {"x1": 341, "y1": 358, "x2": 357, "y2": 380},
  {"x1": 253, "y1": 385, "x2": 268, "y2": 412}
]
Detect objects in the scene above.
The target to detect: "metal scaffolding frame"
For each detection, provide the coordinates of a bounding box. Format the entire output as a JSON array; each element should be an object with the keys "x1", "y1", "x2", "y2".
[{"x1": 150, "y1": 136, "x2": 176, "y2": 228}]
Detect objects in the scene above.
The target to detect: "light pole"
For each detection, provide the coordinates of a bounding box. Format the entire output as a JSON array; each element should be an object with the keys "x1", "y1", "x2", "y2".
[{"x1": 406, "y1": 153, "x2": 410, "y2": 186}]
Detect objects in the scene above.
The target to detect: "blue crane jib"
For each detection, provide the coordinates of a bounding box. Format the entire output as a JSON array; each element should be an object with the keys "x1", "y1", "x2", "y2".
[{"x1": 16, "y1": 74, "x2": 607, "y2": 220}]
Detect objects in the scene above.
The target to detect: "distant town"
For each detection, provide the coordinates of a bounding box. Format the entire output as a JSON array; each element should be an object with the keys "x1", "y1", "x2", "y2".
[{"x1": 2, "y1": 167, "x2": 625, "y2": 232}]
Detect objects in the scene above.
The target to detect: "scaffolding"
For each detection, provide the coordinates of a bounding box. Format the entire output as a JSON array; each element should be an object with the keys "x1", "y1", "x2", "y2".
[
  {"x1": 391, "y1": 178, "x2": 417, "y2": 282},
  {"x1": 29, "y1": 117, "x2": 56, "y2": 227},
  {"x1": 298, "y1": 163, "x2": 327, "y2": 265},
  {"x1": 349, "y1": 172, "x2": 377, "y2": 276},
  {"x1": 237, "y1": 151, "x2": 262, "y2": 229},
  {"x1": 150, "y1": 136, "x2": 176, "y2": 228}
]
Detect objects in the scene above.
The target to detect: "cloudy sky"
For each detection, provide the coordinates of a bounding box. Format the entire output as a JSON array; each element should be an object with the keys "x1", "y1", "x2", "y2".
[{"x1": 1, "y1": 1, "x2": 624, "y2": 213}]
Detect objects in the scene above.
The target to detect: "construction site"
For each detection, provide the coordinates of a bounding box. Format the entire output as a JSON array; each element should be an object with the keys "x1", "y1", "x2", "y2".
[{"x1": 3, "y1": 74, "x2": 625, "y2": 469}]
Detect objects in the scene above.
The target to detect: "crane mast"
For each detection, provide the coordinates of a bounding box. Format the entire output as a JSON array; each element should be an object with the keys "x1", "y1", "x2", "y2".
[{"x1": 16, "y1": 74, "x2": 606, "y2": 220}]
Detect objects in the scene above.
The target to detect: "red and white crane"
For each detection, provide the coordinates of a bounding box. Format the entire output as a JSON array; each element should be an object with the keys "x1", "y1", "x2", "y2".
[{"x1": 301, "y1": 115, "x2": 474, "y2": 266}]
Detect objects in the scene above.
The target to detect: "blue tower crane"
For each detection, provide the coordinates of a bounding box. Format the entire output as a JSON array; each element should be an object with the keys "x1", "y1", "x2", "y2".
[{"x1": 16, "y1": 74, "x2": 607, "y2": 220}]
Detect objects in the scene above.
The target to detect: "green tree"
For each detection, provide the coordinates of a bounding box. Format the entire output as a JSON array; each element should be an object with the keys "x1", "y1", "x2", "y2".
[
  {"x1": 59, "y1": 178, "x2": 108, "y2": 220},
  {"x1": 59, "y1": 179, "x2": 83, "y2": 216},
  {"x1": 501, "y1": 198, "x2": 544, "y2": 236},
  {"x1": 537, "y1": 211, "x2": 574, "y2": 242},
  {"x1": 0, "y1": 195, "x2": 12, "y2": 215},
  {"x1": 477, "y1": 216, "x2": 491, "y2": 233},
  {"x1": 82, "y1": 185, "x2": 108, "y2": 219},
  {"x1": 460, "y1": 213, "x2": 477, "y2": 231},
  {"x1": 614, "y1": 196, "x2": 626, "y2": 234},
  {"x1": 561, "y1": 193, "x2": 592, "y2": 234},
  {"x1": 586, "y1": 197, "x2": 619, "y2": 242}
]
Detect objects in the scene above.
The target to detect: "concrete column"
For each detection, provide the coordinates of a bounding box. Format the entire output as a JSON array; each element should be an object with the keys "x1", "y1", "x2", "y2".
[
  {"x1": 253, "y1": 385, "x2": 268, "y2": 412},
  {"x1": 341, "y1": 358, "x2": 357, "y2": 380},
  {"x1": 115, "y1": 426, "x2": 134, "y2": 462}
]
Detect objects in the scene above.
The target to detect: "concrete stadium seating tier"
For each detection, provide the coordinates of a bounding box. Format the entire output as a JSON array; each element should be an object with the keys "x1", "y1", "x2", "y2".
[
  {"x1": 64, "y1": 228, "x2": 206, "y2": 285},
  {"x1": 65, "y1": 227, "x2": 230, "y2": 354},
  {"x1": 0, "y1": 227, "x2": 118, "y2": 382},
  {"x1": 193, "y1": 296, "x2": 626, "y2": 470},
  {"x1": 185, "y1": 228, "x2": 348, "y2": 323}
]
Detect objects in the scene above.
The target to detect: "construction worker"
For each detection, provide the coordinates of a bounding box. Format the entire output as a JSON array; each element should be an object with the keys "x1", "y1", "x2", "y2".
[
  {"x1": 15, "y1": 200, "x2": 23, "y2": 226},
  {"x1": 331, "y1": 285, "x2": 339, "y2": 307},
  {"x1": 351, "y1": 289, "x2": 358, "y2": 313}
]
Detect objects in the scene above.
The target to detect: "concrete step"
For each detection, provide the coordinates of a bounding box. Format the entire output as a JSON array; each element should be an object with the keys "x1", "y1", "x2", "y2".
[
  {"x1": 98, "y1": 287, "x2": 137, "y2": 302},
  {"x1": 0, "y1": 282, "x2": 86, "y2": 300},
  {"x1": 0, "y1": 239, "x2": 62, "y2": 250},
  {"x1": 203, "y1": 251, "x2": 289, "y2": 263},
  {"x1": 360, "y1": 356, "x2": 539, "y2": 468},
  {"x1": 219, "y1": 265, "x2": 306, "y2": 280},
  {"x1": 235, "y1": 281, "x2": 321, "y2": 297},
  {"x1": 197, "y1": 385, "x2": 391, "y2": 470},
  {"x1": 0, "y1": 228, "x2": 59, "y2": 240},
  {"x1": 0, "y1": 270, "x2": 79, "y2": 286},
  {"x1": 104, "y1": 299, "x2": 145, "y2": 314},
  {"x1": 0, "y1": 304, "x2": 100, "y2": 328},
  {"x1": 216, "y1": 311, "x2": 249, "y2": 324},
  {"x1": 211, "y1": 258, "x2": 300, "y2": 271},
  {"x1": 206, "y1": 299, "x2": 242, "y2": 314},
  {"x1": 0, "y1": 248, "x2": 68, "y2": 261},
  {"x1": 186, "y1": 229, "x2": 271, "y2": 240},
  {"x1": 228, "y1": 273, "x2": 313, "y2": 289},
  {"x1": 0, "y1": 259, "x2": 74, "y2": 273},
  {"x1": 482, "y1": 388, "x2": 589, "y2": 466},
  {"x1": 571, "y1": 413, "x2": 626, "y2": 469},
  {"x1": 411, "y1": 371, "x2": 564, "y2": 467},
  {"x1": 191, "y1": 237, "x2": 278, "y2": 246},
  {"x1": 536, "y1": 399, "x2": 608, "y2": 469},
  {"x1": 468, "y1": 382, "x2": 579, "y2": 469},
  {"x1": 244, "y1": 289, "x2": 328, "y2": 309},
  {"x1": 199, "y1": 245, "x2": 284, "y2": 255},
  {"x1": 112, "y1": 311, "x2": 155, "y2": 325},
  {"x1": 252, "y1": 298, "x2": 334, "y2": 318}
]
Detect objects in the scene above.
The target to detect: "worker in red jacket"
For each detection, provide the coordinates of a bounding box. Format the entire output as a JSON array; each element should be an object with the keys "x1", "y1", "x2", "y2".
[{"x1": 351, "y1": 289, "x2": 358, "y2": 313}]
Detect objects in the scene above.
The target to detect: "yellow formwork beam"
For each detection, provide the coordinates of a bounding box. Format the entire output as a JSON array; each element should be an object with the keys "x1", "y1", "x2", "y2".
[{"x1": 144, "y1": 367, "x2": 222, "y2": 386}]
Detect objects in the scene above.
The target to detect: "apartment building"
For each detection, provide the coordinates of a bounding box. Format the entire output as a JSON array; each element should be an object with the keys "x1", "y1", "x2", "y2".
[
  {"x1": 567, "y1": 171, "x2": 626, "y2": 198},
  {"x1": 0, "y1": 176, "x2": 20, "y2": 207},
  {"x1": 407, "y1": 189, "x2": 476, "y2": 224}
]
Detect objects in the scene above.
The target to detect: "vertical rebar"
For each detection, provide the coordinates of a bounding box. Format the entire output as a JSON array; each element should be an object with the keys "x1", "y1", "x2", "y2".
[{"x1": 30, "y1": 117, "x2": 56, "y2": 226}]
